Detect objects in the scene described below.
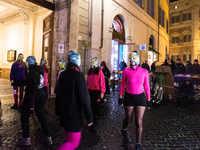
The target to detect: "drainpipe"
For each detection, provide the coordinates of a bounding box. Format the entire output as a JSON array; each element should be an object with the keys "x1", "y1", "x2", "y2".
[
  {"x1": 99, "y1": 0, "x2": 104, "y2": 49},
  {"x1": 157, "y1": 0, "x2": 160, "y2": 62}
]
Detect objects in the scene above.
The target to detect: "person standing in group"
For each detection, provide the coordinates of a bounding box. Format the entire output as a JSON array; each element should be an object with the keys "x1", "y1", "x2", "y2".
[
  {"x1": 119, "y1": 51, "x2": 152, "y2": 150},
  {"x1": 10, "y1": 53, "x2": 27, "y2": 110},
  {"x1": 87, "y1": 57, "x2": 105, "y2": 124},
  {"x1": 191, "y1": 59, "x2": 200, "y2": 74},
  {"x1": 150, "y1": 61, "x2": 156, "y2": 72},
  {"x1": 185, "y1": 61, "x2": 192, "y2": 74},
  {"x1": 54, "y1": 59, "x2": 66, "y2": 94},
  {"x1": 56, "y1": 50, "x2": 93, "y2": 150},
  {"x1": 18, "y1": 56, "x2": 53, "y2": 146},
  {"x1": 174, "y1": 59, "x2": 186, "y2": 74},
  {"x1": 100, "y1": 61, "x2": 111, "y2": 106},
  {"x1": 119, "y1": 59, "x2": 127, "y2": 79},
  {"x1": 141, "y1": 60, "x2": 150, "y2": 71},
  {"x1": 40, "y1": 57, "x2": 48, "y2": 113}
]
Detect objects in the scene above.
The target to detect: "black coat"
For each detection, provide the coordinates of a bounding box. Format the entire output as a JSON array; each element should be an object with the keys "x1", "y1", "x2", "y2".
[
  {"x1": 142, "y1": 63, "x2": 150, "y2": 71},
  {"x1": 174, "y1": 63, "x2": 186, "y2": 74},
  {"x1": 150, "y1": 63, "x2": 156, "y2": 72},
  {"x1": 191, "y1": 64, "x2": 200, "y2": 74},
  {"x1": 55, "y1": 68, "x2": 93, "y2": 132},
  {"x1": 102, "y1": 66, "x2": 111, "y2": 94},
  {"x1": 185, "y1": 64, "x2": 192, "y2": 74},
  {"x1": 119, "y1": 62, "x2": 127, "y2": 71}
]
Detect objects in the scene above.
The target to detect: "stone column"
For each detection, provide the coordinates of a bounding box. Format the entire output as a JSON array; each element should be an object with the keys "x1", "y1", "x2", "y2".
[{"x1": 51, "y1": 0, "x2": 71, "y2": 94}]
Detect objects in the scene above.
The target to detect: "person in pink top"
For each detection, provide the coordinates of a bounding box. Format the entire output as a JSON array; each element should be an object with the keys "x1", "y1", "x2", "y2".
[
  {"x1": 119, "y1": 51, "x2": 152, "y2": 150},
  {"x1": 87, "y1": 57, "x2": 105, "y2": 125},
  {"x1": 40, "y1": 57, "x2": 48, "y2": 113}
]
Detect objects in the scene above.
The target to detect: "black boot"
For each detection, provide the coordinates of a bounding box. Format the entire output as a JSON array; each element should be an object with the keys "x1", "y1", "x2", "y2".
[
  {"x1": 121, "y1": 129, "x2": 131, "y2": 143},
  {"x1": 135, "y1": 143, "x2": 141, "y2": 150},
  {"x1": 10, "y1": 104, "x2": 18, "y2": 109}
]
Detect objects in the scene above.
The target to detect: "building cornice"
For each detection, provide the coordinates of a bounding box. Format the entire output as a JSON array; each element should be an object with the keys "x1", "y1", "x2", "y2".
[
  {"x1": 0, "y1": 0, "x2": 40, "y2": 11},
  {"x1": 0, "y1": 9, "x2": 29, "y2": 24}
]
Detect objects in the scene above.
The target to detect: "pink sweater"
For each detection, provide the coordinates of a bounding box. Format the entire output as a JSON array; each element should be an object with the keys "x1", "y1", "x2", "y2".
[
  {"x1": 41, "y1": 66, "x2": 48, "y2": 87},
  {"x1": 120, "y1": 66, "x2": 150, "y2": 100},
  {"x1": 87, "y1": 70, "x2": 106, "y2": 94}
]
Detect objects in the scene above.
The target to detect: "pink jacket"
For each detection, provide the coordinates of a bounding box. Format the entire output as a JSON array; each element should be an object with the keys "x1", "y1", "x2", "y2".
[
  {"x1": 120, "y1": 66, "x2": 150, "y2": 100},
  {"x1": 87, "y1": 70, "x2": 106, "y2": 94}
]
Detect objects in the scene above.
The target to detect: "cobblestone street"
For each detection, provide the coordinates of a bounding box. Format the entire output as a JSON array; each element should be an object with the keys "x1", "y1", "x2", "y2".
[{"x1": 0, "y1": 78, "x2": 200, "y2": 150}]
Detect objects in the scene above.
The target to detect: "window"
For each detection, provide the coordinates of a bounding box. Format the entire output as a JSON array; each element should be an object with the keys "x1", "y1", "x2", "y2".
[
  {"x1": 166, "y1": 20, "x2": 169, "y2": 34},
  {"x1": 171, "y1": 55, "x2": 179, "y2": 62},
  {"x1": 159, "y1": 7, "x2": 165, "y2": 28},
  {"x1": 183, "y1": 13, "x2": 191, "y2": 21},
  {"x1": 172, "y1": 37, "x2": 179, "y2": 43},
  {"x1": 172, "y1": 16, "x2": 179, "y2": 23},
  {"x1": 134, "y1": 0, "x2": 144, "y2": 8},
  {"x1": 183, "y1": 35, "x2": 191, "y2": 42},
  {"x1": 183, "y1": 54, "x2": 191, "y2": 61},
  {"x1": 147, "y1": 0, "x2": 154, "y2": 19}
]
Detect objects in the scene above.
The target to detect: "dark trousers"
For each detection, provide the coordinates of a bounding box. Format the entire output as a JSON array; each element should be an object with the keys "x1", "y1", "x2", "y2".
[
  {"x1": 21, "y1": 90, "x2": 51, "y2": 138},
  {"x1": 175, "y1": 90, "x2": 194, "y2": 102},
  {"x1": 89, "y1": 90, "x2": 101, "y2": 122}
]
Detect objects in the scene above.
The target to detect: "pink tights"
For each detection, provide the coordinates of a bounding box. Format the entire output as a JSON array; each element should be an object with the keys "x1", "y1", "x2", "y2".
[{"x1": 57, "y1": 131, "x2": 81, "y2": 150}]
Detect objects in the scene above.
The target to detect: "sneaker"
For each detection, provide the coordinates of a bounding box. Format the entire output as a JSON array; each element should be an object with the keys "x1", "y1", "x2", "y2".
[
  {"x1": 46, "y1": 137, "x2": 53, "y2": 146},
  {"x1": 121, "y1": 129, "x2": 131, "y2": 143},
  {"x1": 11, "y1": 104, "x2": 18, "y2": 109},
  {"x1": 135, "y1": 143, "x2": 141, "y2": 150},
  {"x1": 17, "y1": 138, "x2": 31, "y2": 146}
]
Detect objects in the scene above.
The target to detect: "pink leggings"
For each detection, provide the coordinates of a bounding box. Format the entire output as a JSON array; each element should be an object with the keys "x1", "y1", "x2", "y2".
[{"x1": 57, "y1": 131, "x2": 81, "y2": 150}]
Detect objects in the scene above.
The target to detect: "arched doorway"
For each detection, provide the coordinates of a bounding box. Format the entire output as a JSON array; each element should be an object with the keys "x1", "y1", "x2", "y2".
[
  {"x1": 148, "y1": 35, "x2": 157, "y2": 66},
  {"x1": 111, "y1": 15, "x2": 126, "y2": 71}
]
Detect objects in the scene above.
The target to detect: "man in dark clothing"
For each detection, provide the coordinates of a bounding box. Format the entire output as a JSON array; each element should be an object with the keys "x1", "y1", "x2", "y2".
[
  {"x1": 18, "y1": 56, "x2": 52, "y2": 146},
  {"x1": 142, "y1": 60, "x2": 150, "y2": 71},
  {"x1": 176, "y1": 79, "x2": 194, "y2": 103},
  {"x1": 119, "y1": 59, "x2": 127, "y2": 71},
  {"x1": 150, "y1": 61, "x2": 156, "y2": 72},
  {"x1": 185, "y1": 61, "x2": 192, "y2": 74},
  {"x1": 162, "y1": 55, "x2": 176, "y2": 76},
  {"x1": 191, "y1": 59, "x2": 200, "y2": 74},
  {"x1": 174, "y1": 59, "x2": 186, "y2": 74}
]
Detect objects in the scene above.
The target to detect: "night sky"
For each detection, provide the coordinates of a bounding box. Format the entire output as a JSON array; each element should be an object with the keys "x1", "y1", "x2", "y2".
[{"x1": 170, "y1": 0, "x2": 179, "y2": 2}]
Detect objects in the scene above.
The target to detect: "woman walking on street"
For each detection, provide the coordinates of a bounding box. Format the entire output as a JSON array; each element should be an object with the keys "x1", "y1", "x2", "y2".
[
  {"x1": 100, "y1": 61, "x2": 111, "y2": 105},
  {"x1": 56, "y1": 50, "x2": 93, "y2": 150},
  {"x1": 87, "y1": 57, "x2": 105, "y2": 124},
  {"x1": 40, "y1": 57, "x2": 49, "y2": 113},
  {"x1": 118, "y1": 51, "x2": 152, "y2": 150},
  {"x1": 10, "y1": 53, "x2": 27, "y2": 110},
  {"x1": 18, "y1": 56, "x2": 53, "y2": 146}
]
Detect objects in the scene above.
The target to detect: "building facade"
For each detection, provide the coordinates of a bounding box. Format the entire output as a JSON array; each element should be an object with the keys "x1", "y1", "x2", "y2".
[
  {"x1": 169, "y1": 0, "x2": 200, "y2": 63},
  {"x1": 0, "y1": 0, "x2": 169, "y2": 94}
]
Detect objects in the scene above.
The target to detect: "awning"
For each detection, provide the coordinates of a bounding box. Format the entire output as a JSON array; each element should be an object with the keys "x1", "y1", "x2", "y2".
[
  {"x1": 149, "y1": 47, "x2": 161, "y2": 55},
  {"x1": 26, "y1": 0, "x2": 55, "y2": 11}
]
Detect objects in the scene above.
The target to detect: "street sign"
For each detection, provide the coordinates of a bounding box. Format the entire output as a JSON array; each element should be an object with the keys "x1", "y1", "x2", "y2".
[
  {"x1": 58, "y1": 44, "x2": 64, "y2": 53},
  {"x1": 140, "y1": 44, "x2": 147, "y2": 50}
]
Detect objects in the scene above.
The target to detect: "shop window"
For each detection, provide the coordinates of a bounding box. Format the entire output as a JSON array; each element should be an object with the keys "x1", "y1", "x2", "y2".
[
  {"x1": 183, "y1": 35, "x2": 191, "y2": 42},
  {"x1": 171, "y1": 55, "x2": 179, "y2": 62},
  {"x1": 183, "y1": 54, "x2": 191, "y2": 61},
  {"x1": 172, "y1": 37, "x2": 179, "y2": 43},
  {"x1": 172, "y1": 16, "x2": 179, "y2": 23},
  {"x1": 183, "y1": 13, "x2": 191, "y2": 21}
]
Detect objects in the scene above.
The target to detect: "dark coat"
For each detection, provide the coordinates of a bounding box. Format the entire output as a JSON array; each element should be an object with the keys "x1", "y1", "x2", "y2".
[
  {"x1": 142, "y1": 63, "x2": 150, "y2": 71},
  {"x1": 150, "y1": 63, "x2": 156, "y2": 72},
  {"x1": 55, "y1": 68, "x2": 93, "y2": 132},
  {"x1": 119, "y1": 61, "x2": 127, "y2": 71},
  {"x1": 185, "y1": 64, "x2": 192, "y2": 74},
  {"x1": 174, "y1": 63, "x2": 186, "y2": 74},
  {"x1": 191, "y1": 64, "x2": 200, "y2": 74},
  {"x1": 178, "y1": 79, "x2": 194, "y2": 96},
  {"x1": 102, "y1": 66, "x2": 111, "y2": 94},
  {"x1": 24, "y1": 65, "x2": 45, "y2": 108},
  {"x1": 162, "y1": 59, "x2": 176, "y2": 75}
]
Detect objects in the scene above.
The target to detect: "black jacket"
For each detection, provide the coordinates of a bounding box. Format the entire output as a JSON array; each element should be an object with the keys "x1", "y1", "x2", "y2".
[
  {"x1": 191, "y1": 64, "x2": 200, "y2": 74},
  {"x1": 24, "y1": 65, "x2": 44, "y2": 108},
  {"x1": 55, "y1": 68, "x2": 93, "y2": 132},
  {"x1": 178, "y1": 79, "x2": 194, "y2": 96},
  {"x1": 174, "y1": 63, "x2": 186, "y2": 74},
  {"x1": 150, "y1": 63, "x2": 156, "y2": 72},
  {"x1": 142, "y1": 63, "x2": 150, "y2": 71},
  {"x1": 102, "y1": 66, "x2": 111, "y2": 94},
  {"x1": 119, "y1": 62, "x2": 127, "y2": 71}
]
